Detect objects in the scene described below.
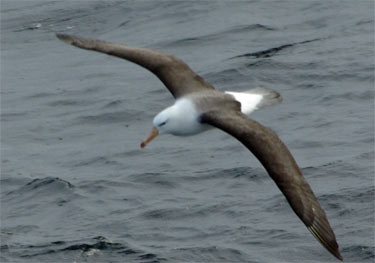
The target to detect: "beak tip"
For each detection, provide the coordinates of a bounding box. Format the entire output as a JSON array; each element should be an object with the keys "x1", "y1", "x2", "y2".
[{"x1": 140, "y1": 127, "x2": 158, "y2": 149}]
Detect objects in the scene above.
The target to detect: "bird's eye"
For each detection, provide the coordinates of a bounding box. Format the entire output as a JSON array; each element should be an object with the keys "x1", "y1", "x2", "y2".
[{"x1": 159, "y1": 121, "x2": 167, "y2": 126}]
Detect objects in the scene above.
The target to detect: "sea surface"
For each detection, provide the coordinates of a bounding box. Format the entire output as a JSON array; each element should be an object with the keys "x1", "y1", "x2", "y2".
[{"x1": 1, "y1": 1, "x2": 374, "y2": 262}]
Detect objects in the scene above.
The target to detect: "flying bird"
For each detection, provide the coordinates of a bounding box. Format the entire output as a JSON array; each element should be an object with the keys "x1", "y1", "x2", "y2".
[{"x1": 56, "y1": 33, "x2": 343, "y2": 261}]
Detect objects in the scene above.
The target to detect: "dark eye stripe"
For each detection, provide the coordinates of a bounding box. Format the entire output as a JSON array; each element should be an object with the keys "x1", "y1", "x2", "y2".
[{"x1": 159, "y1": 121, "x2": 167, "y2": 126}]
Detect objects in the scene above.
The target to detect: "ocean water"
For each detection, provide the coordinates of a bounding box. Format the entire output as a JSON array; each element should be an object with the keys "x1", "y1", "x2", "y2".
[{"x1": 1, "y1": 1, "x2": 374, "y2": 262}]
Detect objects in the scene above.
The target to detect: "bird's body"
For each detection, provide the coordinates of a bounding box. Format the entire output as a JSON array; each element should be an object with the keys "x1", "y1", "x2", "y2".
[
  {"x1": 155, "y1": 87, "x2": 280, "y2": 136},
  {"x1": 56, "y1": 33, "x2": 343, "y2": 261}
]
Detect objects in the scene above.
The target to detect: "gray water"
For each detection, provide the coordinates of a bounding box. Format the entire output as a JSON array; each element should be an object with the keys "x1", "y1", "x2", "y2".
[{"x1": 1, "y1": 1, "x2": 374, "y2": 262}]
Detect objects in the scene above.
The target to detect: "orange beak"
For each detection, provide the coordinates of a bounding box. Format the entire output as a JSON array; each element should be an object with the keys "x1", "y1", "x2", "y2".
[{"x1": 140, "y1": 126, "x2": 159, "y2": 148}]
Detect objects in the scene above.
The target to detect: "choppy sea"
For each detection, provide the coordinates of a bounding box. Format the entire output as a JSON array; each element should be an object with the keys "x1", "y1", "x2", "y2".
[{"x1": 1, "y1": 1, "x2": 374, "y2": 262}]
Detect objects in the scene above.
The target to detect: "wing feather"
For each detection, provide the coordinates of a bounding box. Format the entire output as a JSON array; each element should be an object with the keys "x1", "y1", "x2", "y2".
[
  {"x1": 56, "y1": 34, "x2": 214, "y2": 98},
  {"x1": 201, "y1": 110, "x2": 342, "y2": 261}
]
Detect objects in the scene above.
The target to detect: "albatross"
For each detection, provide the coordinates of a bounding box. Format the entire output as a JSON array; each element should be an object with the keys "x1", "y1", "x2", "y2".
[{"x1": 56, "y1": 33, "x2": 343, "y2": 261}]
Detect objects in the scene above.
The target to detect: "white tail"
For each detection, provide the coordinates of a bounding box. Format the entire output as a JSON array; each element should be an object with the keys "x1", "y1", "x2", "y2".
[{"x1": 225, "y1": 87, "x2": 282, "y2": 116}]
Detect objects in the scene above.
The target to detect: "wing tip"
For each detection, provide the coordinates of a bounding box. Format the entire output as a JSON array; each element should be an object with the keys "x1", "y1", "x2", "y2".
[
  {"x1": 307, "y1": 225, "x2": 343, "y2": 261},
  {"x1": 56, "y1": 33, "x2": 101, "y2": 51},
  {"x1": 56, "y1": 33, "x2": 74, "y2": 45}
]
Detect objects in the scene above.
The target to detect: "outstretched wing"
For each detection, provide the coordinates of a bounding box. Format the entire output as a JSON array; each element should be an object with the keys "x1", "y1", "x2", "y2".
[
  {"x1": 201, "y1": 110, "x2": 343, "y2": 261},
  {"x1": 56, "y1": 34, "x2": 214, "y2": 98}
]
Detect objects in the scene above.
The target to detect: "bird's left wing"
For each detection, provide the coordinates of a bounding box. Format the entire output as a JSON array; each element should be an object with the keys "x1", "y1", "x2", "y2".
[
  {"x1": 56, "y1": 34, "x2": 215, "y2": 98},
  {"x1": 200, "y1": 110, "x2": 342, "y2": 261}
]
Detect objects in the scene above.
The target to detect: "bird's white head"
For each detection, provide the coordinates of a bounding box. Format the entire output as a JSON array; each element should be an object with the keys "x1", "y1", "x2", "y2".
[
  {"x1": 153, "y1": 107, "x2": 175, "y2": 134},
  {"x1": 140, "y1": 99, "x2": 203, "y2": 148}
]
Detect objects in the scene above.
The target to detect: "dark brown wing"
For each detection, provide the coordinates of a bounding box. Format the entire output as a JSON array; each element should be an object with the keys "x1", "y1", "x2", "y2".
[
  {"x1": 201, "y1": 110, "x2": 343, "y2": 261},
  {"x1": 56, "y1": 34, "x2": 214, "y2": 98}
]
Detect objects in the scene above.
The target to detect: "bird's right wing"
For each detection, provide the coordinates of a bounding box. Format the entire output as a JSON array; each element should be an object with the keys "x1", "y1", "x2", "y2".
[
  {"x1": 56, "y1": 34, "x2": 215, "y2": 98},
  {"x1": 201, "y1": 110, "x2": 343, "y2": 261}
]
